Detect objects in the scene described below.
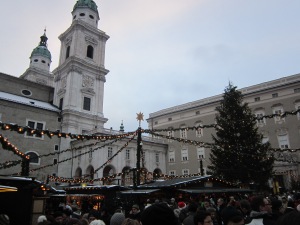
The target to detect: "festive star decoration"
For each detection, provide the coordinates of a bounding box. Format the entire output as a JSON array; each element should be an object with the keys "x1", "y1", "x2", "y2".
[{"x1": 136, "y1": 112, "x2": 144, "y2": 122}]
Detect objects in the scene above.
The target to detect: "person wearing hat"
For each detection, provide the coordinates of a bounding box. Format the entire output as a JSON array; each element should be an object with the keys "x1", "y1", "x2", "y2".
[
  {"x1": 140, "y1": 202, "x2": 180, "y2": 225},
  {"x1": 128, "y1": 204, "x2": 141, "y2": 222},
  {"x1": 110, "y1": 212, "x2": 125, "y2": 225},
  {"x1": 174, "y1": 201, "x2": 187, "y2": 220}
]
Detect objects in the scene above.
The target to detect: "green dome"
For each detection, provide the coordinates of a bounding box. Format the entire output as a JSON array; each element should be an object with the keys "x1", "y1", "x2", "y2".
[
  {"x1": 31, "y1": 46, "x2": 51, "y2": 60},
  {"x1": 73, "y1": 0, "x2": 98, "y2": 12},
  {"x1": 30, "y1": 32, "x2": 51, "y2": 60}
]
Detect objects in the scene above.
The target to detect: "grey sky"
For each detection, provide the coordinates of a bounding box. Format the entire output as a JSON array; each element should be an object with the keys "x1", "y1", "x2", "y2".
[{"x1": 1, "y1": 0, "x2": 300, "y2": 132}]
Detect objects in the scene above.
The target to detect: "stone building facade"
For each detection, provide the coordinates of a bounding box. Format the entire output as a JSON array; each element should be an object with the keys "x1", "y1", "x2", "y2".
[
  {"x1": 147, "y1": 74, "x2": 300, "y2": 189},
  {"x1": 0, "y1": 0, "x2": 167, "y2": 185}
]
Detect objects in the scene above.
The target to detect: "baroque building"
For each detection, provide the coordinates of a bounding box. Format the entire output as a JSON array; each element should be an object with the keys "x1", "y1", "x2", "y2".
[
  {"x1": 147, "y1": 74, "x2": 300, "y2": 190},
  {"x1": 0, "y1": 0, "x2": 167, "y2": 185}
]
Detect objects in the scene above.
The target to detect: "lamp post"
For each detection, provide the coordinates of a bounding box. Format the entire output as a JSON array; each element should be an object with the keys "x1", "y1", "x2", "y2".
[
  {"x1": 199, "y1": 155, "x2": 204, "y2": 176},
  {"x1": 136, "y1": 112, "x2": 144, "y2": 187},
  {"x1": 136, "y1": 127, "x2": 142, "y2": 186}
]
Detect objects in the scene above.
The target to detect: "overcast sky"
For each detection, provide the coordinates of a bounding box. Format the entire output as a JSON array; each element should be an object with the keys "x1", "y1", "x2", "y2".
[{"x1": 1, "y1": 0, "x2": 300, "y2": 132}]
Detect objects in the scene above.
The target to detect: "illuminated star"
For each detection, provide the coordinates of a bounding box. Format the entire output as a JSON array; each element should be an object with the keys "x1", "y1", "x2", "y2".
[{"x1": 136, "y1": 112, "x2": 144, "y2": 122}]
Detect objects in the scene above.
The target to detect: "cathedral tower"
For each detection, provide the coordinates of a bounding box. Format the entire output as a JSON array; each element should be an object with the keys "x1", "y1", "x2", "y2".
[
  {"x1": 53, "y1": 0, "x2": 109, "y2": 136},
  {"x1": 53, "y1": 0, "x2": 109, "y2": 177},
  {"x1": 20, "y1": 30, "x2": 53, "y2": 86}
]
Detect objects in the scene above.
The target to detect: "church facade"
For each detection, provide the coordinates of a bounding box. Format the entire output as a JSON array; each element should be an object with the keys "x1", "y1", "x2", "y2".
[{"x1": 0, "y1": 0, "x2": 167, "y2": 185}]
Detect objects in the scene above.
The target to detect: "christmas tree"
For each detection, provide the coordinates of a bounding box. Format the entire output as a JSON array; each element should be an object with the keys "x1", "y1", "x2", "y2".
[{"x1": 208, "y1": 83, "x2": 274, "y2": 187}]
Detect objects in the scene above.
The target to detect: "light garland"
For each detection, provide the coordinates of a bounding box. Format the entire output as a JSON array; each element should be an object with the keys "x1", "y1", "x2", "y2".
[{"x1": 48, "y1": 171, "x2": 236, "y2": 187}]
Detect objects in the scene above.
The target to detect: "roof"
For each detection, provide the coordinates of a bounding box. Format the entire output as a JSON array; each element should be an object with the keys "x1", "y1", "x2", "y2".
[
  {"x1": 73, "y1": 0, "x2": 98, "y2": 13},
  {"x1": 31, "y1": 46, "x2": 51, "y2": 60},
  {"x1": 137, "y1": 175, "x2": 212, "y2": 189},
  {"x1": 64, "y1": 185, "x2": 129, "y2": 194},
  {"x1": 0, "y1": 91, "x2": 60, "y2": 112},
  {"x1": 120, "y1": 189, "x2": 160, "y2": 195},
  {"x1": 178, "y1": 188, "x2": 252, "y2": 194},
  {"x1": 30, "y1": 32, "x2": 51, "y2": 60}
]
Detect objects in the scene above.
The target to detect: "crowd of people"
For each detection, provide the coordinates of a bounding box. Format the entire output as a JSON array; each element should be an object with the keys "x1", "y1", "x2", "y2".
[
  {"x1": 2, "y1": 193, "x2": 299, "y2": 225},
  {"x1": 39, "y1": 193, "x2": 300, "y2": 225}
]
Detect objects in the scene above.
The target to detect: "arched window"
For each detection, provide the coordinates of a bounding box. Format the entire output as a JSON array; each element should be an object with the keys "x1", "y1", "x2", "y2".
[
  {"x1": 87, "y1": 45, "x2": 94, "y2": 59},
  {"x1": 26, "y1": 151, "x2": 40, "y2": 164},
  {"x1": 66, "y1": 46, "x2": 70, "y2": 59}
]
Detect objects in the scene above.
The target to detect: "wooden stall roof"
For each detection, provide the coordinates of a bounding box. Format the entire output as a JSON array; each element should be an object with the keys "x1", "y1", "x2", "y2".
[{"x1": 137, "y1": 175, "x2": 212, "y2": 189}]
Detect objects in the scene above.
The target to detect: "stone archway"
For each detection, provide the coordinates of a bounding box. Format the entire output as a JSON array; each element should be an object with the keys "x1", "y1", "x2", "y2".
[
  {"x1": 103, "y1": 165, "x2": 116, "y2": 185},
  {"x1": 74, "y1": 167, "x2": 82, "y2": 179},
  {"x1": 153, "y1": 168, "x2": 162, "y2": 180},
  {"x1": 85, "y1": 165, "x2": 94, "y2": 180},
  {"x1": 121, "y1": 166, "x2": 132, "y2": 186}
]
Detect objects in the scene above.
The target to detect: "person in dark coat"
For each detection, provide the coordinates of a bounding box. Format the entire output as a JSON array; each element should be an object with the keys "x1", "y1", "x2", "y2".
[
  {"x1": 128, "y1": 204, "x2": 141, "y2": 222},
  {"x1": 140, "y1": 202, "x2": 180, "y2": 225}
]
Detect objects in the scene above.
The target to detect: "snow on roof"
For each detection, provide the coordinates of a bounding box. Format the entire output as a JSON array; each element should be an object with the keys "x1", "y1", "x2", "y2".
[{"x1": 0, "y1": 91, "x2": 60, "y2": 112}]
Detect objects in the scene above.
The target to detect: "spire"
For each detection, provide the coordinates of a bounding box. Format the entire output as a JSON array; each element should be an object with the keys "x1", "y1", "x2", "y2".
[
  {"x1": 120, "y1": 121, "x2": 124, "y2": 132},
  {"x1": 39, "y1": 28, "x2": 48, "y2": 47},
  {"x1": 30, "y1": 29, "x2": 51, "y2": 60}
]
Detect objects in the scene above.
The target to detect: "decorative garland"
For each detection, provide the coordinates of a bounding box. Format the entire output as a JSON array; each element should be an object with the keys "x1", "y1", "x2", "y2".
[
  {"x1": 0, "y1": 122, "x2": 137, "y2": 140},
  {"x1": 48, "y1": 170, "x2": 236, "y2": 187},
  {"x1": 1, "y1": 109, "x2": 299, "y2": 139},
  {"x1": 1, "y1": 109, "x2": 300, "y2": 179},
  {"x1": 0, "y1": 134, "x2": 29, "y2": 160}
]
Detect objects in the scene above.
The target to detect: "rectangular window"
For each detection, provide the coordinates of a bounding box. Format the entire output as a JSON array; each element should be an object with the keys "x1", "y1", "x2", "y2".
[
  {"x1": 108, "y1": 147, "x2": 113, "y2": 158},
  {"x1": 53, "y1": 159, "x2": 58, "y2": 165},
  {"x1": 278, "y1": 135, "x2": 290, "y2": 149},
  {"x1": 155, "y1": 152, "x2": 159, "y2": 163},
  {"x1": 181, "y1": 148, "x2": 188, "y2": 161},
  {"x1": 168, "y1": 118, "x2": 172, "y2": 121},
  {"x1": 195, "y1": 124, "x2": 203, "y2": 138},
  {"x1": 182, "y1": 169, "x2": 189, "y2": 175},
  {"x1": 273, "y1": 108, "x2": 284, "y2": 123},
  {"x1": 167, "y1": 130, "x2": 174, "y2": 142},
  {"x1": 54, "y1": 145, "x2": 59, "y2": 151},
  {"x1": 169, "y1": 151, "x2": 175, "y2": 163},
  {"x1": 256, "y1": 112, "x2": 266, "y2": 125},
  {"x1": 83, "y1": 97, "x2": 91, "y2": 111},
  {"x1": 272, "y1": 93, "x2": 278, "y2": 98},
  {"x1": 59, "y1": 98, "x2": 63, "y2": 109},
  {"x1": 195, "y1": 111, "x2": 200, "y2": 115},
  {"x1": 254, "y1": 97, "x2": 260, "y2": 102},
  {"x1": 197, "y1": 147, "x2": 205, "y2": 159},
  {"x1": 180, "y1": 128, "x2": 187, "y2": 139},
  {"x1": 169, "y1": 170, "x2": 176, "y2": 176},
  {"x1": 26, "y1": 120, "x2": 45, "y2": 138},
  {"x1": 126, "y1": 149, "x2": 130, "y2": 160},
  {"x1": 154, "y1": 121, "x2": 158, "y2": 125}
]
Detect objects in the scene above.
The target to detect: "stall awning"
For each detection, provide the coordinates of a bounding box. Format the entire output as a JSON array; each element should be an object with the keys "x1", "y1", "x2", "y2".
[
  {"x1": 178, "y1": 188, "x2": 252, "y2": 194},
  {"x1": 120, "y1": 189, "x2": 160, "y2": 195},
  {"x1": 0, "y1": 185, "x2": 18, "y2": 192}
]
